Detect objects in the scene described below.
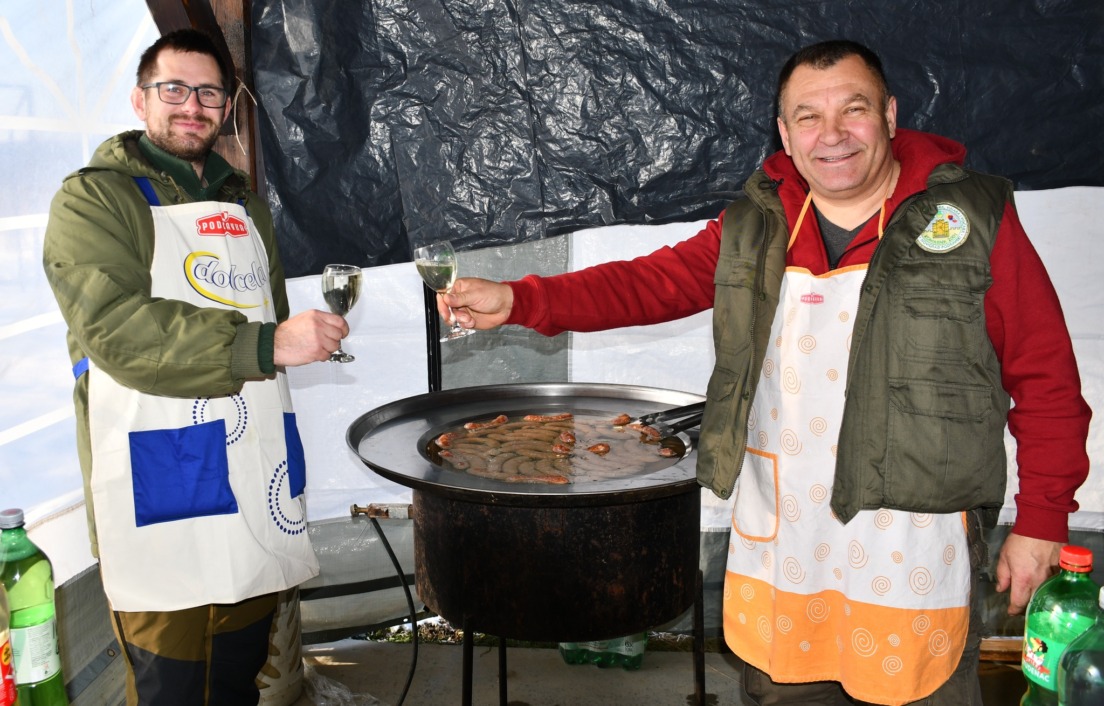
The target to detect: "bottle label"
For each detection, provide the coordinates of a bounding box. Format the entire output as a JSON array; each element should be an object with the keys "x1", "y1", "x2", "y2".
[
  {"x1": 1023, "y1": 614, "x2": 1097, "y2": 690},
  {"x1": 1, "y1": 632, "x2": 16, "y2": 706},
  {"x1": 593, "y1": 634, "x2": 647, "y2": 657},
  {"x1": 10, "y1": 617, "x2": 62, "y2": 684}
]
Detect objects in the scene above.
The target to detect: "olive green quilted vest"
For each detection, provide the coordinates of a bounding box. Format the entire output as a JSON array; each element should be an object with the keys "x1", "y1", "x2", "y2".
[{"x1": 697, "y1": 164, "x2": 1012, "y2": 525}]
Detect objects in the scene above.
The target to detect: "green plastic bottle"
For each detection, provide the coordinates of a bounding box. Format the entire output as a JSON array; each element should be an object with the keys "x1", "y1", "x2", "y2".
[
  {"x1": 1058, "y1": 586, "x2": 1104, "y2": 705},
  {"x1": 557, "y1": 641, "x2": 591, "y2": 665},
  {"x1": 592, "y1": 632, "x2": 647, "y2": 670},
  {"x1": 0, "y1": 508, "x2": 70, "y2": 705},
  {"x1": 1, "y1": 585, "x2": 16, "y2": 706},
  {"x1": 559, "y1": 632, "x2": 648, "y2": 669},
  {"x1": 1021, "y1": 545, "x2": 1098, "y2": 706}
]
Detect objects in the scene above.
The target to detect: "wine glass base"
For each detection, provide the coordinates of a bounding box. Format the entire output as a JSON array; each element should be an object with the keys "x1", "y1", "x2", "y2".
[
  {"x1": 441, "y1": 326, "x2": 476, "y2": 342},
  {"x1": 329, "y1": 351, "x2": 355, "y2": 362}
]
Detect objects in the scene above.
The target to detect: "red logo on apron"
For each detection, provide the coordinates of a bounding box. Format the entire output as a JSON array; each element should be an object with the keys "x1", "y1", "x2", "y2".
[{"x1": 196, "y1": 212, "x2": 249, "y2": 237}]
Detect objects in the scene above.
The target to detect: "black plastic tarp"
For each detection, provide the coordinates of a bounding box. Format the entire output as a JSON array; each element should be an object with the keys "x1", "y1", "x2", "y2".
[{"x1": 252, "y1": 0, "x2": 1104, "y2": 277}]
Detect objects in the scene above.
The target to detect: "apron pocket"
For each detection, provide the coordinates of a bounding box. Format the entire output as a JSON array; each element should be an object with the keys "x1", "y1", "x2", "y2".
[
  {"x1": 284, "y1": 412, "x2": 306, "y2": 498},
  {"x1": 129, "y1": 419, "x2": 238, "y2": 526},
  {"x1": 732, "y1": 448, "x2": 779, "y2": 541}
]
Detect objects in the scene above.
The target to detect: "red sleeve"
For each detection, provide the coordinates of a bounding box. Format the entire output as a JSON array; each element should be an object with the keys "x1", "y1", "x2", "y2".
[
  {"x1": 985, "y1": 202, "x2": 1092, "y2": 542},
  {"x1": 505, "y1": 215, "x2": 723, "y2": 336}
]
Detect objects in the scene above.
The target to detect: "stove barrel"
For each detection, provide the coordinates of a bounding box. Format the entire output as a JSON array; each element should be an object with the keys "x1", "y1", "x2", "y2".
[
  {"x1": 347, "y1": 383, "x2": 707, "y2": 644},
  {"x1": 413, "y1": 483, "x2": 701, "y2": 643}
]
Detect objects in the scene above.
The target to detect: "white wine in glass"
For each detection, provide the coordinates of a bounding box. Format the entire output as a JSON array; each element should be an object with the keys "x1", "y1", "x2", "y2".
[
  {"x1": 321, "y1": 264, "x2": 362, "y2": 362},
  {"x1": 413, "y1": 240, "x2": 475, "y2": 342}
]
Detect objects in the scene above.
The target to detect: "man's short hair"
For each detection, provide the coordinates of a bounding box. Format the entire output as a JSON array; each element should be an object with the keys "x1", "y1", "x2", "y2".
[
  {"x1": 776, "y1": 40, "x2": 891, "y2": 118},
  {"x1": 136, "y1": 28, "x2": 234, "y2": 92}
]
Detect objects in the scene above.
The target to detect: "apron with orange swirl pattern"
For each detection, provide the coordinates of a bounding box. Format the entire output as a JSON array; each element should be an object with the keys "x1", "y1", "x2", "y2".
[{"x1": 722, "y1": 264, "x2": 970, "y2": 705}]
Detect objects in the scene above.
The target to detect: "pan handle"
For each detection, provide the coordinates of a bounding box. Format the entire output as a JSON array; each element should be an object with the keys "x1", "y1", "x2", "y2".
[{"x1": 667, "y1": 412, "x2": 704, "y2": 434}]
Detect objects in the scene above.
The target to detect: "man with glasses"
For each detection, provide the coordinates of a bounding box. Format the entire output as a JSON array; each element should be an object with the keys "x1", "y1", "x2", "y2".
[{"x1": 42, "y1": 29, "x2": 349, "y2": 705}]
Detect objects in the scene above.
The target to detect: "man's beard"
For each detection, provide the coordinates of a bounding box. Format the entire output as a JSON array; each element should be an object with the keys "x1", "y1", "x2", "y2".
[{"x1": 148, "y1": 114, "x2": 221, "y2": 162}]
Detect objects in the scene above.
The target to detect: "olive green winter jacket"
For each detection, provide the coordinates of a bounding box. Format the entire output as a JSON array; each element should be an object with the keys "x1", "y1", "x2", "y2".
[{"x1": 42, "y1": 131, "x2": 287, "y2": 555}]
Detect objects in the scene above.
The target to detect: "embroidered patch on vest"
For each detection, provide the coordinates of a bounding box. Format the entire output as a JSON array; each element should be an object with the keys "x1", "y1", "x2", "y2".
[{"x1": 916, "y1": 203, "x2": 970, "y2": 253}]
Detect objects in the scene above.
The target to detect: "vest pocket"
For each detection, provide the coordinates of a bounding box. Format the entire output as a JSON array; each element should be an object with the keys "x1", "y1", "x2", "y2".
[
  {"x1": 884, "y1": 379, "x2": 995, "y2": 511},
  {"x1": 898, "y1": 288, "x2": 983, "y2": 366},
  {"x1": 128, "y1": 419, "x2": 238, "y2": 526}
]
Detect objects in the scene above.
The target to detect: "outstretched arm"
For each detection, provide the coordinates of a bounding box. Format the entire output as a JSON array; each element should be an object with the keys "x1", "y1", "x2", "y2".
[{"x1": 439, "y1": 277, "x2": 515, "y2": 331}]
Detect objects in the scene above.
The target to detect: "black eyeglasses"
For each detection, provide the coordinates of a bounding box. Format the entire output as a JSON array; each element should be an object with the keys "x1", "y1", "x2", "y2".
[{"x1": 141, "y1": 82, "x2": 229, "y2": 109}]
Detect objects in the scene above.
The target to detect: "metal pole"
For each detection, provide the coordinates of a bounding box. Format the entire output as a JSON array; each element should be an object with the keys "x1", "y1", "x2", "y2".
[
  {"x1": 462, "y1": 618, "x2": 473, "y2": 706},
  {"x1": 694, "y1": 568, "x2": 705, "y2": 706},
  {"x1": 423, "y1": 285, "x2": 442, "y2": 392},
  {"x1": 498, "y1": 637, "x2": 508, "y2": 706}
]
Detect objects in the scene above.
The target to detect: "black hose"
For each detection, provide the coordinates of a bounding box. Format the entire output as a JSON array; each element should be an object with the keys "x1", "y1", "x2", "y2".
[{"x1": 370, "y1": 516, "x2": 418, "y2": 706}]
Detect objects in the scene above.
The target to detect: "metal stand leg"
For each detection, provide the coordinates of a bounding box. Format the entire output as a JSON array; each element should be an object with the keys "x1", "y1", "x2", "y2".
[
  {"x1": 498, "y1": 637, "x2": 508, "y2": 706},
  {"x1": 694, "y1": 569, "x2": 705, "y2": 706},
  {"x1": 462, "y1": 619, "x2": 473, "y2": 706}
]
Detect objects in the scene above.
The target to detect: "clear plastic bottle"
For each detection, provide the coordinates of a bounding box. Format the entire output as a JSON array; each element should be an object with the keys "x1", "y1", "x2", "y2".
[
  {"x1": 1021, "y1": 545, "x2": 1099, "y2": 706},
  {"x1": 1, "y1": 585, "x2": 16, "y2": 706},
  {"x1": 1058, "y1": 586, "x2": 1104, "y2": 705},
  {"x1": 0, "y1": 508, "x2": 70, "y2": 705}
]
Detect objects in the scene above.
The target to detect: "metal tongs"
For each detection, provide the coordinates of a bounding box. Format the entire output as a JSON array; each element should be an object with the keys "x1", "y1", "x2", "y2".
[{"x1": 631, "y1": 401, "x2": 706, "y2": 437}]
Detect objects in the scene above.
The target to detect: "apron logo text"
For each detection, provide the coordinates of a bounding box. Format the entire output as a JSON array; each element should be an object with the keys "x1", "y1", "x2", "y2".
[
  {"x1": 196, "y1": 211, "x2": 249, "y2": 237},
  {"x1": 184, "y1": 251, "x2": 266, "y2": 309},
  {"x1": 801, "y1": 293, "x2": 824, "y2": 304}
]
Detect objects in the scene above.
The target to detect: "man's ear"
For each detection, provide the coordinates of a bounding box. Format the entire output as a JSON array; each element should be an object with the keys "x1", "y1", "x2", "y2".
[
  {"x1": 131, "y1": 85, "x2": 147, "y2": 121},
  {"x1": 777, "y1": 116, "x2": 792, "y2": 156}
]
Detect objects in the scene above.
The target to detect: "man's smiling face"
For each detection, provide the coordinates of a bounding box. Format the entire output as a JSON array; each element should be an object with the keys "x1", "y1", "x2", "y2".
[
  {"x1": 777, "y1": 54, "x2": 897, "y2": 207},
  {"x1": 131, "y1": 49, "x2": 230, "y2": 167}
]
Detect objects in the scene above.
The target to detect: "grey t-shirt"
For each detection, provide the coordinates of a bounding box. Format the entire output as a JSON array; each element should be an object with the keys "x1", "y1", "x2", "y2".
[{"x1": 815, "y1": 207, "x2": 872, "y2": 269}]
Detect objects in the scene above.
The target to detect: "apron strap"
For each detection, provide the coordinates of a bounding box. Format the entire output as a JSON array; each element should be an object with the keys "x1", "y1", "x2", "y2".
[
  {"x1": 133, "y1": 177, "x2": 160, "y2": 206},
  {"x1": 73, "y1": 357, "x2": 89, "y2": 379},
  {"x1": 133, "y1": 176, "x2": 249, "y2": 213}
]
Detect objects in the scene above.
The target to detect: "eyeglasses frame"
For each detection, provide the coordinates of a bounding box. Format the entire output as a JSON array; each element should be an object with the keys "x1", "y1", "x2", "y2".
[{"x1": 140, "y1": 82, "x2": 230, "y2": 109}]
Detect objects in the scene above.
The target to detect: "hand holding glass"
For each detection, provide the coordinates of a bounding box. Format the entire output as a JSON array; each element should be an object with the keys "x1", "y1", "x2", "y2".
[
  {"x1": 413, "y1": 240, "x2": 475, "y2": 341},
  {"x1": 321, "y1": 264, "x2": 362, "y2": 362}
]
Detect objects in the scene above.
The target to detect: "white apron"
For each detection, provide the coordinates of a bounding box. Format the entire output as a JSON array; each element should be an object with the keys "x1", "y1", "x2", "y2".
[
  {"x1": 89, "y1": 189, "x2": 319, "y2": 612},
  {"x1": 722, "y1": 263, "x2": 971, "y2": 705}
]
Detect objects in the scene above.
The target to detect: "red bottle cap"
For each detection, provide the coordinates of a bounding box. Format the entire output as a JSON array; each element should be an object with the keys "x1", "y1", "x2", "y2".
[{"x1": 1059, "y1": 545, "x2": 1093, "y2": 572}]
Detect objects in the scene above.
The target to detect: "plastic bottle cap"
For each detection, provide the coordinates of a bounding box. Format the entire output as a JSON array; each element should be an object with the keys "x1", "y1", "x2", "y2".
[
  {"x1": 0, "y1": 508, "x2": 24, "y2": 529},
  {"x1": 1059, "y1": 545, "x2": 1093, "y2": 572}
]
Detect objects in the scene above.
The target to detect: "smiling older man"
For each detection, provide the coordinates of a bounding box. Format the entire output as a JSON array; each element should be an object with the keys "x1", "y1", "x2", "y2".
[{"x1": 437, "y1": 40, "x2": 1091, "y2": 705}]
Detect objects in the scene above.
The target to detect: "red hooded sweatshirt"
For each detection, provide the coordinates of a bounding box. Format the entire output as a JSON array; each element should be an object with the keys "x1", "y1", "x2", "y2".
[{"x1": 506, "y1": 128, "x2": 1091, "y2": 542}]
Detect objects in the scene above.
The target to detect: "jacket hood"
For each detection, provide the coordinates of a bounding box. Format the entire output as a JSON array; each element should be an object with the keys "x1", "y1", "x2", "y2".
[
  {"x1": 762, "y1": 128, "x2": 967, "y2": 204},
  {"x1": 72, "y1": 130, "x2": 157, "y2": 181}
]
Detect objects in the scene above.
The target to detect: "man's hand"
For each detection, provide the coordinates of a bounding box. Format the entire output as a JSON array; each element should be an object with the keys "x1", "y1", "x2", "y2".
[
  {"x1": 995, "y1": 532, "x2": 1063, "y2": 615},
  {"x1": 273, "y1": 309, "x2": 350, "y2": 366},
  {"x1": 439, "y1": 277, "x2": 514, "y2": 331}
]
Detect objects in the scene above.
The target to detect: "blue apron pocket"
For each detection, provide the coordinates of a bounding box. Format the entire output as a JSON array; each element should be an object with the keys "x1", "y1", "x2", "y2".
[
  {"x1": 284, "y1": 413, "x2": 307, "y2": 498},
  {"x1": 129, "y1": 419, "x2": 237, "y2": 526}
]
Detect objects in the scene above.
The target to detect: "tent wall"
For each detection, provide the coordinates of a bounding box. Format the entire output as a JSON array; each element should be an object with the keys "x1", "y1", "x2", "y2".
[{"x1": 251, "y1": 0, "x2": 1104, "y2": 275}]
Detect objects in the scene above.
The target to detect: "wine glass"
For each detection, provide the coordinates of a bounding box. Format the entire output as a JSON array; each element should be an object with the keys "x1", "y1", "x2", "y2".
[
  {"x1": 413, "y1": 240, "x2": 475, "y2": 342},
  {"x1": 321, "y1": 264, "x2": 362, "y2": 362}
]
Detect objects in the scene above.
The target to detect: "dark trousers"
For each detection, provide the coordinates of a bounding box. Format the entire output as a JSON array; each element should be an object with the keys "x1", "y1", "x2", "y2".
[
  {"x1": 110, "y1": 592, "x2": 278, "y2": 706},
  {"x1": 742, "y1": 511, "x2": 988, "y2": 706}
]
